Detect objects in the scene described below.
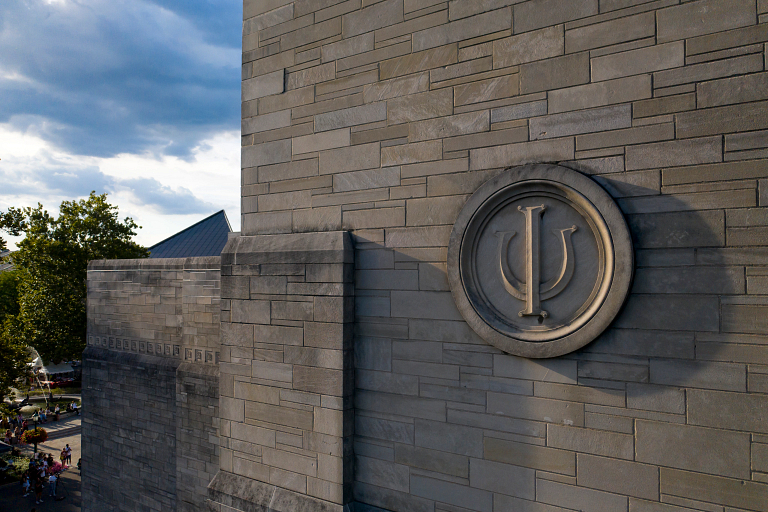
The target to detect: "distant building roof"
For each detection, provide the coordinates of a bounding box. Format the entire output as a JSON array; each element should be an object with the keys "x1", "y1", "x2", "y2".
[
  {"x1": 149, "y1": 210, "x2": 232, "y2": 258},
  {"x1": 0, "y1": 250, "x2": 12, "y2": 273}
]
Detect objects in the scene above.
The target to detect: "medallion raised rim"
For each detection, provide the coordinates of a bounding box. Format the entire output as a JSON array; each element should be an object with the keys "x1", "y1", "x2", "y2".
[{"x1": 447, "y1": 163, "x2": 634, "y2": 358}]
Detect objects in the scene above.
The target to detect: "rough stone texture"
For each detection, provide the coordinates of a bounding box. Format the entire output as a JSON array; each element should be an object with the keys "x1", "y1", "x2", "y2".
[
  {"x1": 87, "y1": 1, "x2": 768, "y2": 511},
  {"x1": 207, "y1": 232, "x2": 354, "y2": 511},
  {"x1": 83, "y1": 257, "x2": 221, "y2": 512}
]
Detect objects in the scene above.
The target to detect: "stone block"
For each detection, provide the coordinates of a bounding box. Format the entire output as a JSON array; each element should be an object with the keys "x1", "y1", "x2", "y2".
[
  {"x1": 689, "y1": 389, "x2": 767, "y2": 436},
  {"x1": 363, "y1": 72, "x2": 430, "y2": 103},
  {"x1": 406, "y1": 195, "x2": 467, "y2": 227},
  {"x1": 409, "y1": 111, "x2": 489, "y2": 142},
  {"x1": 353, "y1": 482, "x2": 432, "y2": 512},
  {"x1": 415, "y1": 418, "x2": 483, "y2": 457},
  {"x1": 242, "y1": 109, "x2": 291, "y2": 135},
  {"x1": 242, "y1": 69, "x2": 284, "y2": 102},
  {"x1": 390, "y1": 290, "x2": 463, "y2": 320},
  {"x1": 656, "y1": 0, "x2": 756, "y2": 44},
  {"x1": 470, "y1": 138, "x2": 575, "y2": 170},
  {"x1": 293, "y1": 206, "x2": 342, "y2": 232},
  {"x1": 698, "y1": 71, "x2": 768, "y2": 108},
  {"x1": 319, "y1": 142, "x2": 380, "y2": 175},
  {"x1": 418, "y1": 262, "x2": 449, "y2": 291},
  {"x1": 514, "y1": 0, "x2": 597, "y2": 33},
  {"x1": 252, "y1": 359, "x2": 292, "y2": 382},
  {"x1": 293, "y1": 365, "x2": 343, "y2": 395},
  {"x1": 576, "y1": 454, "x2": 659, "y2": 500},
  {"x1": 566, "y1": 12, "x2": 655, "y2": 53},
  {"x1": 343, "y1": 207, "x2": 405, "y2": 230},
  {"x1": 388, "y1": 88, "x2": 453, "y2": 124},
  {"x1": 650, "y1": 359, "x2": 745, "y2": 392},
  {"x1": 591, "y1": 42, "x2": 684, "y2": 82},
  {"x1": 315, "y1": 102, "x2": 387, "y2": 132},
  {"x1": 494, "y1": 25, "x2": 564, "y2": 68},
  {"x1": 281, "y1": 17, "x2": 341, "y2": 51},
  {"x1": 403, "y1": 157, "x2": 468, "y2": 179},
  {"x1": 548, "y1": 75, "x2": 651, "y2": 114},
  {"x1": 394, "y1": 444, "x2": 467, "y2": 478},
  {"x1": 626, "y1": 383, "x2": 684, "y2": 414},
  {"x1": 635, "y1": 420, "x2": 750, "y2": 479},
  {"x1": 491, "y1": 100, "x2": 548, "y2": 123},
  {"x1": 455, "y1": 74, "x2": 519, "y2": 106},
  {"x1": 469, "y1": 458, "x2": 535, "y2": 499},
  {"x1": 342, "y1": 0, "x2": 403, "y2": 38},
  {"x1": 334, "y1": 167, "x2": 399, "y2": 193},
  {"x1": 356, "y1": 269, "x2": 418, "y2": 291},
  {"x1": 656, "y1": 53, "x2": 763, "y2": 90},
  {"x1": 356, "y1": 456, "x2": 409, "y2": 493},
  {"x1": 626, "y1": 210, "x2": 724, "y2": 248},
  {"x1": 659, "y1": 468, "x2": 768, "y2": 512},
  {"x1": 520, "y1": 52, "x2": 590, "y2": 94},
  {"x1": 488, "y1": 392, "x2": 584, "y2": 426},
  {"x1": 633, "y1": 93, "x2": 696, "y2": 119},
  {"x1": 431, "y1": 57, "x2": 493, "y2": 83},
  {"x1": 292, "y1": 129, "x2": 351, "y2": 155},
  {"x1": 537, "y1": 479, "x2": 628, "y2": 512},
  {"x1": 530, "y1": 104, "x2": 631, "y2": 140},
  {"x1": 286, "y1": 62, "x2": 335, "y2": 90},
  {"x1": 242, "y1": 139, "x2": 292, "y2": 169},
  {"x1": 231, "y1": 299, "x2": 270, "y2": 324},
  {"x1": 414, "y1": 8, "x2": 511, "y2": 52},
  {"x1": 356, "y1": 415, "x2": 414, "y2": 444},
  {"x1": 535, "y1": 382, "x2": 625, "y2": 407},
  {"x1": 493, "y1": 355, "x2": 577, "y2": 384},
  {"x1": 411, "y1": 474, "x2": 493, "y2": 512},
  {"x1": 355, "y1": 390, "x2": 446, "y2": 421},
  {"x1": 578, "y1": 123, "x2": 673, "y2": 152},
  {"x1": 381, "y1": 141, "x2": 442, "y2": 166},
  {"x1": 484, "y1": 437, "x2": 575, "y2": 475},
  {"x1": 547, "y1": 424, "x2": 633, "y2": 459},
  {"x1": 380, "y1": 44, "x2": 458, "y2": 80},
  {"x1": 220, "y1": 396, "x2": 245, "y2": 423},
  {"x1": 687, "y1": 22, "x2": 768, "y2": 56},
  {"x1": 632, "y1": 267, "x2": 743, "y2": 294},
  {"x1": 614, "y1": 294, "x2": 719, "y2": 332},
  {"x1": 356, "y1": 368, "x2": 418, "y2": 395},
  {"x1": 246, "y1": 400, "x2": 314, "y2": 430},
  {"x1": 322, "y1": 33, "x2": 375, "y2": 63},
  {"x1": 676, "y1": 99, "x2": 768, "y2": 139}
]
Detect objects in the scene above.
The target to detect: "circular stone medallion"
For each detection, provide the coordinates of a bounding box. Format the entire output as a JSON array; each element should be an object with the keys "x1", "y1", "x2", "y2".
[{"x1": 447, "y1": 164, "x2": 633, "y2": 358}]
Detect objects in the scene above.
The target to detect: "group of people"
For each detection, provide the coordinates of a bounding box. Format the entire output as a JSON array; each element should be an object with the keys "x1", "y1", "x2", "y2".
[
  {"x1": 20, "y1": 446, "x2": 73, "y2": 504},
  {"x1": 3, "y1": 414, "x2": 29, "y2": 445}
]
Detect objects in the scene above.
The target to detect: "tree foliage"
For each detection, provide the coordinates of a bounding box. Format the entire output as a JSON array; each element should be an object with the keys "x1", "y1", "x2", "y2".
[{"x1": 0, "y1": 192, "x2": 149, "y2": 366}]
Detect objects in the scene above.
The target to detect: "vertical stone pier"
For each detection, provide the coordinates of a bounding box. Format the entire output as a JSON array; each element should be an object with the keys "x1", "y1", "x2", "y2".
[{"x1": 208, "y1": 232, "x2": 354, "y2": 511}]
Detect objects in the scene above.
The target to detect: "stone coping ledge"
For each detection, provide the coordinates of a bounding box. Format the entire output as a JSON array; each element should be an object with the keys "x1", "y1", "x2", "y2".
[
  {"x1": 222, "y1": 231, "x2": 353, "y2": 265},
  {"x1": 88, "y1": 256, "x2": 221, "y2": 271}
]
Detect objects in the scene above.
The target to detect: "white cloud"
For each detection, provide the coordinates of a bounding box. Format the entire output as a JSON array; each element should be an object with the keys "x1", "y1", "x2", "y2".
[{"x1": 0, "y1": 123, "x2": 240, "y2": 250}]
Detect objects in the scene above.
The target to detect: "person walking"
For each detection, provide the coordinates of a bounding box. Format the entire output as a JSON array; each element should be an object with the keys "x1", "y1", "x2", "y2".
[{"x1": 64, "y1": 444, "x2": 72, "y2": 465}]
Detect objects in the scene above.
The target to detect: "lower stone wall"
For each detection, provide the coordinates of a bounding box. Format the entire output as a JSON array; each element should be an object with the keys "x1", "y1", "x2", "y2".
[
  {"x1": 83, "y1": 257, "x2": 220, "y2": 512},
  {"x1": 82, "y1": 348, "x2": 180, "y2": 512},
  {"x1": 177, "y1": 363, "x2": 219, "y2": 512}
]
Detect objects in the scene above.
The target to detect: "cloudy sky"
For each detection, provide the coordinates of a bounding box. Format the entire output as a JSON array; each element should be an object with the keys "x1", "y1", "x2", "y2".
[{"x1": 0, "y1": 0, "x2": 242, "y2": 249}]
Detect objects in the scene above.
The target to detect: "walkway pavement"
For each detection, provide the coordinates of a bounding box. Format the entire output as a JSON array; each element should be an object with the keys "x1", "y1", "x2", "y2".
[{"x1": 0, "y1": 414, "x2": 82, "y2": 511}]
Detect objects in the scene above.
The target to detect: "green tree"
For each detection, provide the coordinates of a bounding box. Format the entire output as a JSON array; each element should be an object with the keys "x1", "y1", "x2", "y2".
[{"x1": 0, "y1": 192, "x2": 149, "y2": 364}]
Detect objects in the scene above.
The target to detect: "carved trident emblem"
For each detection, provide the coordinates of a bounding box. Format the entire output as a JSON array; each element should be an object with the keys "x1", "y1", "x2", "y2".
[{"x1": 496, "y1": 204, "x2": 577, "y2": 319}]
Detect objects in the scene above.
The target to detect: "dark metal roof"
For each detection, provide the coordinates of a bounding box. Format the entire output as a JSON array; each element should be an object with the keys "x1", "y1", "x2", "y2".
[
  {"x1": 0, "y1": 250, "x2": 12, "y2": 273},
  {"x1": 148, "y1": 210, "x2": 232, "y2": 258}
]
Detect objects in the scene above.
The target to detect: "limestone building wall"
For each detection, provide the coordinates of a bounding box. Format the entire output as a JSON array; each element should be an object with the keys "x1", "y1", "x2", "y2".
[
  {"x1": 82, "y1": 258, "x2": 220, "y2": 512},
  {"x1": 239, "y1": 1, "x2": 768, "y2": 511}
]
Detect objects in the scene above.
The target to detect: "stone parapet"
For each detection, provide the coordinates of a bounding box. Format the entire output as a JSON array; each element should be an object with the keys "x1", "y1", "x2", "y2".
[{"x1": 208, "y1": 231, "x2": 354, "y2": 511}]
